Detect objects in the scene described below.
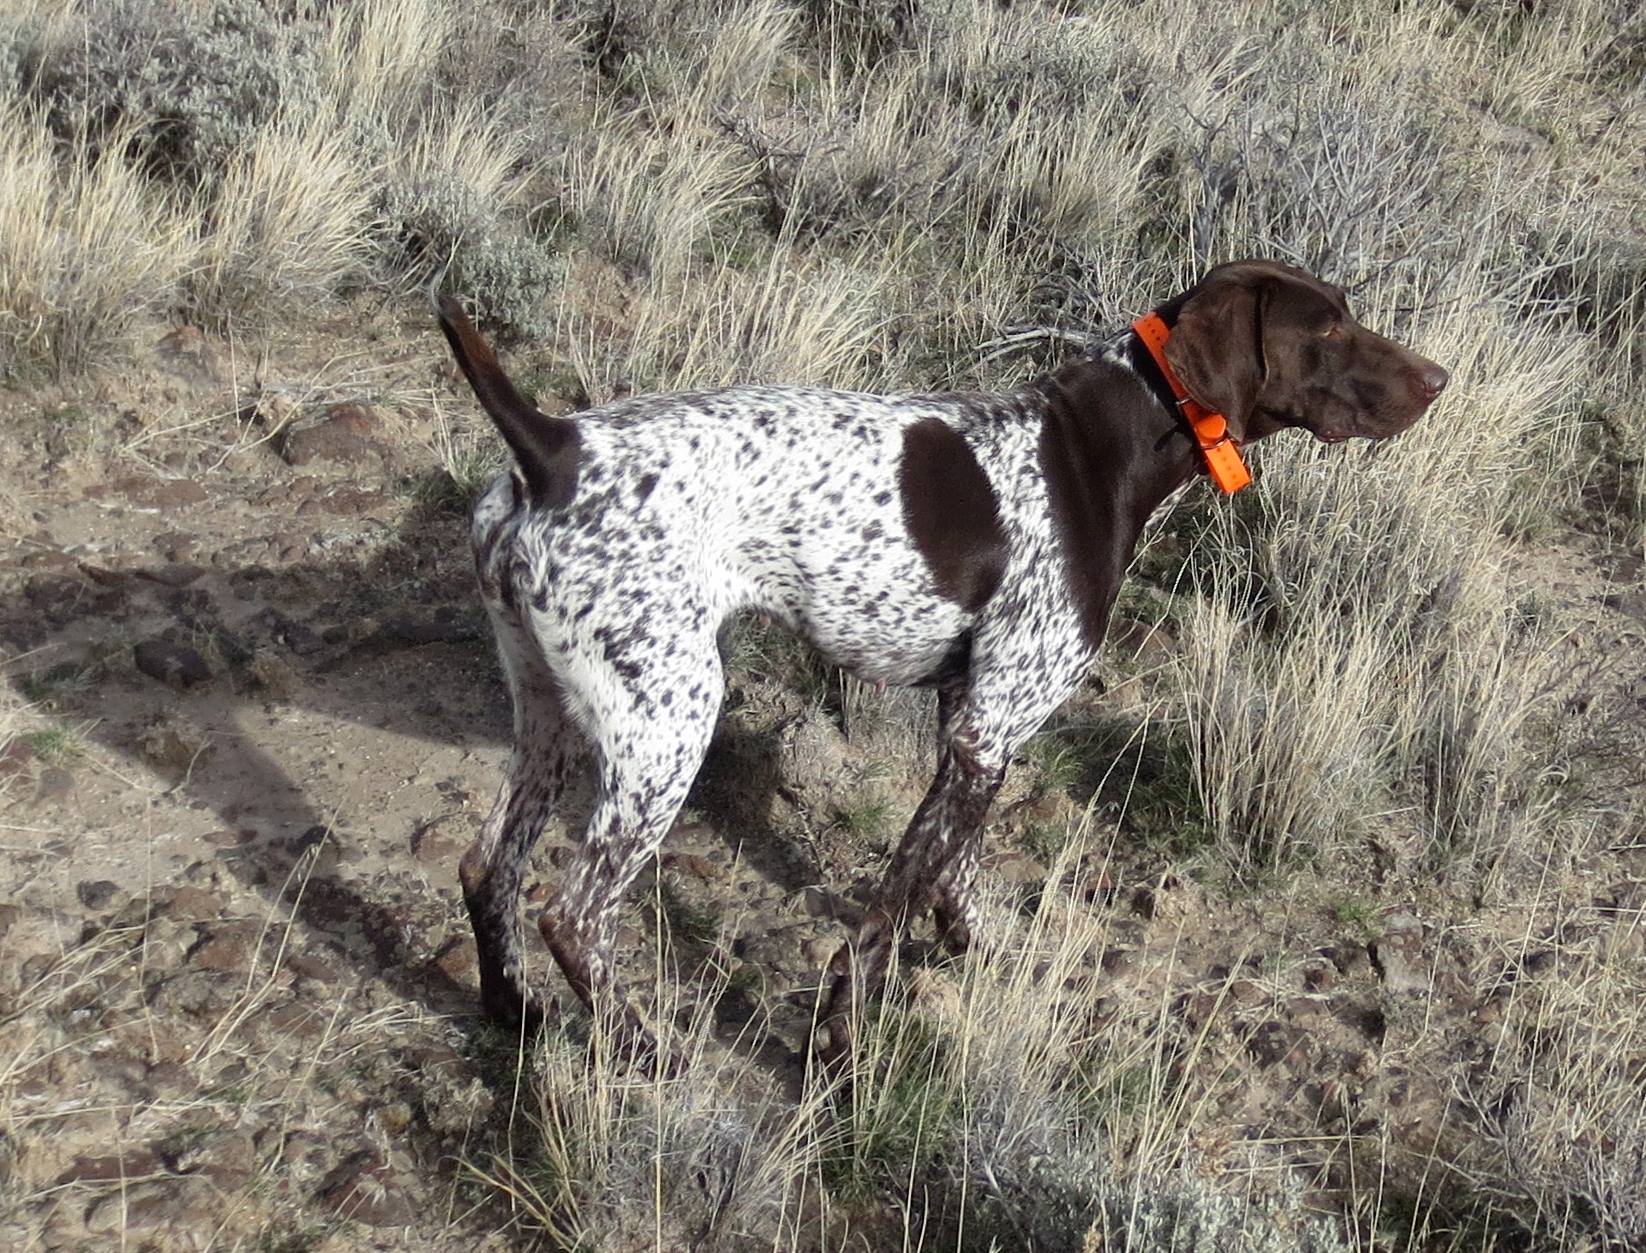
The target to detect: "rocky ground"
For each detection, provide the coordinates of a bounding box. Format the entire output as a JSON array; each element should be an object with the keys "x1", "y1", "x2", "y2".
[{"x1": 1, "y1": 306, "x2": 1644, "y2": 1250}]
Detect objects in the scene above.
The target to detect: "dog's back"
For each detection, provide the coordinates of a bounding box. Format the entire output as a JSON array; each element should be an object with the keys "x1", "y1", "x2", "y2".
[{"x1": 471, "y1": 381, "x2": 1033, "y2": 687}]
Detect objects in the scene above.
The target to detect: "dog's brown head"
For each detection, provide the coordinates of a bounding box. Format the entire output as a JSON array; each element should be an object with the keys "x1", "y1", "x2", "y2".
[{"x1": 1162, "y1": 259, "x2": 1448, "y2": 445}]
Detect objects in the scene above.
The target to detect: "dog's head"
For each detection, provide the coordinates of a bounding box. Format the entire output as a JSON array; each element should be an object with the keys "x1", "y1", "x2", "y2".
[{"x1": 1162, "y1": 259, "x2": 1448, "y2": 445}]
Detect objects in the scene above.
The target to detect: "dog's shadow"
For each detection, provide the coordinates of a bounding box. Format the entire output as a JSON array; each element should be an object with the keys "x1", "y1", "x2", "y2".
[{"x1": 5, "y1": 496, "x2": 823, "y2": 1053}]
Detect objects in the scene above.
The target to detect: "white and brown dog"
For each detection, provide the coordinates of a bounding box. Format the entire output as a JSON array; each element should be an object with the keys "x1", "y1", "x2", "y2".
[{"x1": 435, "y1": 260, "x2": 1447, "y2": 1064}]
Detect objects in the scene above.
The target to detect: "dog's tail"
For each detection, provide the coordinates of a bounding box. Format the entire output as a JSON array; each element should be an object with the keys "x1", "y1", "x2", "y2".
[{"x1": 434, "y1": 294, "x2": 580, "y2": 508}]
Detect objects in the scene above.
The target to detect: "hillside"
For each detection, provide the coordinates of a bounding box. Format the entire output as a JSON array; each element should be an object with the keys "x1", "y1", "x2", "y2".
[{"x1": 1, "y1": 1, "x2": 1643, "y2": 1249}]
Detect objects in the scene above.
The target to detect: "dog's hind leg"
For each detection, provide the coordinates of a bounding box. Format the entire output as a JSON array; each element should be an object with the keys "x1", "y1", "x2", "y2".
[
  {"x1": 535, "y1": 627, "x2": 724, "y2": 1066},
  {"x1": 461, "y1": 613, "x2": 585, "y2": 1029},
  {"x1": 927, "y1": 685, "x2": 985, "y2": 957}
]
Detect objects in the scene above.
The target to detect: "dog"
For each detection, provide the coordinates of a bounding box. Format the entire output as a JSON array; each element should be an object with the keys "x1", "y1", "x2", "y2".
[{"x1": 435, "y1": 259, "x2": 1448, "y2": 1064}]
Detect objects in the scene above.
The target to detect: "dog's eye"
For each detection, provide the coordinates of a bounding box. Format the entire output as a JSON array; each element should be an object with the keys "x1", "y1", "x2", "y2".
[{"x1": 1321, "y1": 322, "x2": 1345, "y2": 340}]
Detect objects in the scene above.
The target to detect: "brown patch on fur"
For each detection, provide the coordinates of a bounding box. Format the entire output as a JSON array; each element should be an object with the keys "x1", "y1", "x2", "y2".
[
  {"x1": 898, "y1": 417, "x2": 1008, "y2": 613},
  {"x1": 1037, "y1": 356, "x2": 1201, "y2": 650}
]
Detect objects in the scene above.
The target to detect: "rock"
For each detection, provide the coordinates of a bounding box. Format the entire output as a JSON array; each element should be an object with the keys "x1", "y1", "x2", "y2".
[
  {"x1": 1061, "y1": 853, "x2": 1117, "y2": 905},
  {"x1": 802, "y1": 935, "x2": 837, "y2": 969},
  {"x1": 153, "y1": 884, "x2": 228, "y2": 923},
  {"x1": 156, "y1": 325, "x2": 221, "y2": 381},
  {"x1": 33, "y1": 766, "x2": 74, "y2": 805},
  {"x1": 249, "y1": 389, "x2": 301, "y2": 437},
  {"x1": 280, "y1": 403, "x2": 388, "y2": 468},
  {"x1": 55, "y1": 1147, "x2": 162, "y2": 1185},
  {"x1": 87, "y1": 1178, "x2": 215, "y2": 1246},
  {"x1": 137, "y1": 717, "x2": 211, "y2": 773},
  {"x1": 286, "y1": 950, "x2": 343, "y2": 984},
  {"x1": 317, "y1": 1148, "x2": 417, "y2": 1227},
  {"x1": 432, "y1": 937, "x2": 476, "y2": 984},
  {"x1": 89, "y1": 473, "x2": 209, "y2": 509},
  {"x1": 1368, "y1": 911, "x2": 1429, "y2": 993},
  {"x1": 1319, "y1": 942, "x2": 1371, "y2": 977},
  {"x1": 1107, "y1": 616, "x2": 1178, "y2": 667},
  {"x1": 78, "y1": 562, "x2": 129, "y2": 588},
  {"x1": 148, "y1": 970, "x2": 238, "y2": 1017},
  {"x1": 166, "y1": 1128, "x2": 257, "y2": 1189},
  {"x1": 348, "y1": 612, "x2": 483, "y2": 657},
  {"x1": 76, "y1": 880, "x2": 123, "y2": 911},
  {"x1": 146, "y1": 1061, "x2": 198, "y2": 1100},
  {"x1": 152, "y1": 531, "x2": 198, "y2": 561},
  {"x1": 23, "y1": 573, "x2": 89, "y2": 615},
  {"x1": 661, "y1": 850, "x2": 721, "y2": 882},
  {"x1": 800, "y1": 885, "x2": 845, "y2": 919},
  {"x1": 0, "y1": 736, "x2": 35, "y2": 779},
  {"x1": 134, "y1": 639, "x2": 212, "y2": 689},
  {"x1": 990, "y1": 851, "x2": 1048, "y2": 886},
  {"x1": 189, "y1": 920, "x2": 265, "y2": 972},
  {"x1": 1179, "y1": 987, "x2": 1226, "y2": 1027},
  {"x1": 1227, "y1": 978, "x2": 1268, "y2": 1007},
  {"x1": 135, "y1": 562, "x2": 207, "y2": 588}
]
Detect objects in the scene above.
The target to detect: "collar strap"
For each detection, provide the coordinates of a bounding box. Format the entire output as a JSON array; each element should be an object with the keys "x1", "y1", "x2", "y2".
[{"x1": 1131, "y1": 312, "x2": 1252, "y2": 494}]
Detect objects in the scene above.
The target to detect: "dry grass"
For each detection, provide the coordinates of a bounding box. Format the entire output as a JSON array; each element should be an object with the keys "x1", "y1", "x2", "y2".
[
  {"x1": 0, "y1": 105, "x2": 196, "y2": 377},
  {"x1": 186, "y1": 112, "x2": 376, "y2": 334},
  {"x1": 2, "y1": 0, "x2": 1644, "y2": 1248}
]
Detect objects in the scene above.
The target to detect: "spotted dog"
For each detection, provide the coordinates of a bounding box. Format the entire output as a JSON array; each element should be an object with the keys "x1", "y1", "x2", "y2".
[{"x1": 435, "y1": 259, "x2": 1449, "y2": 1064}]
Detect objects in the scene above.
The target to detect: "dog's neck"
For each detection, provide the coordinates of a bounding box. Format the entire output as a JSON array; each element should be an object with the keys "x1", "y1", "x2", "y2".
[
  {"x1": 1031, "y1": 335, "x2": 1205, "y2": 648},
  {"x1": 1039, "y1": 335, "x2": 1205, "y2": 522}
]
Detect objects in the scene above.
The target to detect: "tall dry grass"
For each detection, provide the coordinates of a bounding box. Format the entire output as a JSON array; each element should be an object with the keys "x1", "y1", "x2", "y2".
[
  {"x1": 0, "y1": 105, "x2": 196, "y2": 377},
  {"x1": 186, "y1": 112, "x2": 376, "y2": 333}
]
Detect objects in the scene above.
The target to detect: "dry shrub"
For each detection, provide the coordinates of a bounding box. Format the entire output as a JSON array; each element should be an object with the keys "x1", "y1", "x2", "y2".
[
  {"x1": 1460, "y1": 907, "x2": 1646, "y2": 1246},
  {"x1": 0, "y1": 104, "x2": 195, "y2": 377},
  {"x1": 186, "y1": 113, "x2": 375, "y2": 334},
  {"x1": 821, "y1": 873, "x2": 1357, "y2": 1251},
  {"x1": 24, "y1": 0, "x2": 322, "y2": 180},
  {"x1": 473, "y1": 870, "x2": 1356, "y2": 1252},
  {"x1": 374, "y1": 100, "x2": 559, "y2": 336},
  {"x1": 473, "y1": 968, "x2": 829, "y2": 1249}
]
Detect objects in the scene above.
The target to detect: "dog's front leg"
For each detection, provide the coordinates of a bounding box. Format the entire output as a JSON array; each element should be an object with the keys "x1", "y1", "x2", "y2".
[{"x1": 815, "y1": 717, "x2": 1004, "y2": 1067}]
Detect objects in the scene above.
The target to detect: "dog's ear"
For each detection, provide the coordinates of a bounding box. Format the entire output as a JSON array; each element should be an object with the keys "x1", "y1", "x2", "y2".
[{"x1": 1164, "y1": 275, "x2": 1268, "y2": 428}]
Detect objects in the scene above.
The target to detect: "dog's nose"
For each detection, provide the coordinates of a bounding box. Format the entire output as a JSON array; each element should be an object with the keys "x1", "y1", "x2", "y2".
[{"x1": 1417, "y1": 362, "x2": 1449, "y2": 400}]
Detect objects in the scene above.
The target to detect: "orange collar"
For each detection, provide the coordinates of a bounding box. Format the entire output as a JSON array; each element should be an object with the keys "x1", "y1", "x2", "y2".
[{"x1": 1131, "y1": 312, "x2": 1251, "y2": 494}]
